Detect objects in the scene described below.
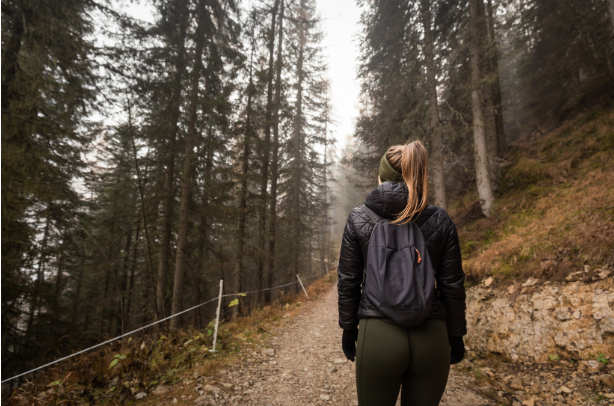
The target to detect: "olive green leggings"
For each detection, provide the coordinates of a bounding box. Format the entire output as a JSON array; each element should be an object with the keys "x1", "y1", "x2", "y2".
[{"x1": 356, "y1": 318, "x2": 450, "y2": 406}]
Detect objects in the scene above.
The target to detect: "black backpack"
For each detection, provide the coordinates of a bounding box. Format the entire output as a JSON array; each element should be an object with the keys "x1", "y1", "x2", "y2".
[{"x1": 359, "y1": 205, "x2": 435, "y2": 328}]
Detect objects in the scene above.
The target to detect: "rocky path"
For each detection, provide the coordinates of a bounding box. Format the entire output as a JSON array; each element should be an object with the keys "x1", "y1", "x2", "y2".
[{"x1": 204, "y1": 287, "x2": 492, "y2": 406}]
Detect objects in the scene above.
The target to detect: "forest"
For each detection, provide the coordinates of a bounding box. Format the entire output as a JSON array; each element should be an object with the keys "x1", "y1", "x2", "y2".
[{"x1": 2, "y1": 0, "x2": 614, "y2": 388}]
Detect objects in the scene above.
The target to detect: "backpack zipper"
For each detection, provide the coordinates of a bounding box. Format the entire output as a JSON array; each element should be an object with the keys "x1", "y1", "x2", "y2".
[{"x1": 413, "y1": 247, "x2": 427, "y2": 309}]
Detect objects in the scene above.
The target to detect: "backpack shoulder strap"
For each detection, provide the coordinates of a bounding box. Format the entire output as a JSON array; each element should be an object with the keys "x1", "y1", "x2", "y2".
[{"x1": 359, "y1": 205, "x2": 383, "y2": 225}]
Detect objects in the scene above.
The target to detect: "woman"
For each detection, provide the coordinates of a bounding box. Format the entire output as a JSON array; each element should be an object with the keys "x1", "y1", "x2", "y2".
[{"x1": 337, "y1": 141, "x2": 467, "y2": 406}]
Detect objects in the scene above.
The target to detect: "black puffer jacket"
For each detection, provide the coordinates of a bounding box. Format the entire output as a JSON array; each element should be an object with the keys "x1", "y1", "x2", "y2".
[{"x1": 337, "y1": 181, "x2": 467, "y2": 337}]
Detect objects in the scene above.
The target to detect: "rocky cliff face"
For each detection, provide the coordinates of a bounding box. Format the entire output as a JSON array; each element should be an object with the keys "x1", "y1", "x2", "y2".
[{"x1": 465, "y1": 271, "x2": 613, "y2": 364}]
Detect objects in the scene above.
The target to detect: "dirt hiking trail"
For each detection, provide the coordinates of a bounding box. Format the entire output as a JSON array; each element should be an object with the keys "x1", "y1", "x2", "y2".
[{"x1": 196, "y1": 287, "x2": 491, "y2": 405}]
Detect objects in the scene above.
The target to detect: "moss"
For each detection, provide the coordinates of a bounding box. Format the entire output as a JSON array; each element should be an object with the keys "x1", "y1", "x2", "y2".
[
  {"x1": 462, "y1": 241, "x2": 477, "y2": 258},
  {"x1": 576, "y1": 110, "x2": 598, "y2": 126},
  {"x1": 500, "y1": 158, "x2": 550, "y2": 192}
]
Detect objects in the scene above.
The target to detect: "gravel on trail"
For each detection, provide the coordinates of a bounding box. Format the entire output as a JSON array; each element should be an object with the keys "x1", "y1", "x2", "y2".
[{"x1": 195, "y1": 286, "x2": 492, "y2": 406}]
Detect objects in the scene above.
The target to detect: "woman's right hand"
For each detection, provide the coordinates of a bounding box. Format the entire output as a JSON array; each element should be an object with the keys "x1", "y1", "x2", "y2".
[{"x1": 449, "y1": 335, "x2": 465, "y2": 364}]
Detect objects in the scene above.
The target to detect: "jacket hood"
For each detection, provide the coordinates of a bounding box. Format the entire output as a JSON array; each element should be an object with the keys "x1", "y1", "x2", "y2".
[{"x1": 364, "y1": 181, "x2": 408, "y2": 219}]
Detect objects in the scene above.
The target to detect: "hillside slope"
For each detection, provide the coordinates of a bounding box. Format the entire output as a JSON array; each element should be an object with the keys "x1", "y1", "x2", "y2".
[{"x1": 449, "y1": 105, "x2": 614, "y2": 286}]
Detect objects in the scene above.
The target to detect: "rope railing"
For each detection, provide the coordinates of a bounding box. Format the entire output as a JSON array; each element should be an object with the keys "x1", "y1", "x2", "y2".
[{"x1": 1, "y1": 273, "x2": 325, "y2": 384}]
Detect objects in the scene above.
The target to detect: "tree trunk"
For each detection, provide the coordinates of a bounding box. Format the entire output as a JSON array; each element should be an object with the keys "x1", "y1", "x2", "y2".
[
  {"x1": 71, "y1": 257, "x2": 85, "y2": 326},
  {"x1": 27, "y1": 216, "x2": 50, "y2": 334},
  {"x1": 117, "y1": 227, "x2": 132, "y2": 334},
  {"x1": 487, "y1": 0, "x2": 507, "y2": 156},
  {"x1": 157, "y1": 0, "x2": 188, "y2": 321},
  {"x1": 170, "y1": 4, "x2": 205, "y2": 329},
  {"x1": 234, "y1": 28, "x2": 257, "y2": 320},
  {"x1": 256, "y1": 0, "x2": 281, "y2": 305},
  {"x1": 99, "y1": 175, "x2": 120, "y2": 335},
  {"x1": 319, "y1": 89, "x2": 329, "y2": 277},
  {"x1": 266, "y1": 0, "x2": 285, "y2": 305},
  {"x1": 125, "y1": 220, "x2": 140, "y2": 331},
  {"x1": 469, "y1": 0, "x2": 495, "y2": 218},
  {"x1": 1, "y1": 7, "x2": 24, "y2": 112},
  {"x1": 196, "y1": 132, "x2": 213, "y2": 328},
  {"x1": 420, "y1": 0, "x2": 446, "y2": 210},
  {"x1": 127, "y1": 102, "x2": 155, "y2": 316},
  {"x1": 54, "y1": 249, "x2": 64, "y2": 314},
  {"x1": 292, "y1": 3, "x2": 306, "y2": 290},
  {"x1": 476, "y1": 0, "x2": 499, "y2": 190}
]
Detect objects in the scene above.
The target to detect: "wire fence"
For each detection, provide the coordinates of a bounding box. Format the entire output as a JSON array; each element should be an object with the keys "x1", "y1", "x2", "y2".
[{"x1": 1, "y1": 272, "x2": 326, "y2": 384}]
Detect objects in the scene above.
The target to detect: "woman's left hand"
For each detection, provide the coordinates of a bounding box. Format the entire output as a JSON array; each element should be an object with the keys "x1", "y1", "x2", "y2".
[{"x1": 342, "y1": 328, "x2": 359, "y2": 362}]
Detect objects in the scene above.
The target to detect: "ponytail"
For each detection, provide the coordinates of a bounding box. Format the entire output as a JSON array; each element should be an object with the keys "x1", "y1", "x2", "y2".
[{"x1": 384, "y1": 141, "x2": 429, "y2": 224}]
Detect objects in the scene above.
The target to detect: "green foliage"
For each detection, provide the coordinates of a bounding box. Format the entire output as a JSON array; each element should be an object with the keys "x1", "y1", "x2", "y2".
[
  {"x1": 548, "y1": 354, "x2": 561, "y2": 361},
  {"x1": 109, "y1": 354, "x2": 126, "y2": 369},
  {"x1": 595, "y1": 353, "x2": 609, "y2": 365}
]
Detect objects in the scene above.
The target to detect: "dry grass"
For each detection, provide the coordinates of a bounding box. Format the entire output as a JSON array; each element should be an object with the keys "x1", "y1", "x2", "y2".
[
  {"x1": 449, "y1": 105, "x2": 614, "y2": 286},
  {"x1": 5, "y1": 274, "x2": 338, "y2": 406}
]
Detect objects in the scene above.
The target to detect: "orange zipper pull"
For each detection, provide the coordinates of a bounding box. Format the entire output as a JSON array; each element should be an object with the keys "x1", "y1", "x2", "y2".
[{"x1": 415, "y1": 249, "x2": 421, "y2": 264}]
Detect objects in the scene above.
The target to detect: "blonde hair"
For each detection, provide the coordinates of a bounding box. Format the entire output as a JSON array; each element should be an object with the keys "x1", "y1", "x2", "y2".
[{"x1": 385, "y1": 141, "x2": 429, "y2": 224}]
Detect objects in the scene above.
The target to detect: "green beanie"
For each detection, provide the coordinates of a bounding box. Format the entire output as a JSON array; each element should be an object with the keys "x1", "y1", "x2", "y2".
[{"x1": 379, "y1": 153, "x2": 403, "y2": 182}]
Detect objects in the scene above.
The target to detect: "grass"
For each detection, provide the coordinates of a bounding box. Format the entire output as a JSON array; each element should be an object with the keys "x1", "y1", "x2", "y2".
[
  {"x1": 5, "y1": 274, "x2": 338, "y2": 406},
  {"x1": 450, "y1": 104, "x2": 614, "y2": 286}
]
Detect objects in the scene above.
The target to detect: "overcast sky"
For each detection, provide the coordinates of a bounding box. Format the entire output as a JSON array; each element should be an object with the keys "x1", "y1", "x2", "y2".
[
  {"x1": 121, "y1": 0, "x2": 362, "y2": 147},
  {"x1": 316, "y1": 0, "x2": 362, "y2": 147}
]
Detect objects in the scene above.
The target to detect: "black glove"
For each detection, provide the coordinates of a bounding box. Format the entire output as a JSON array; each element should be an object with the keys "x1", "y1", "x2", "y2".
[
  {"x1": 342, "y1": 328, "x2": 359, "y2": 362},
  {"x1": 449, "y1": 335, "x2": 465, "y2": 365}
]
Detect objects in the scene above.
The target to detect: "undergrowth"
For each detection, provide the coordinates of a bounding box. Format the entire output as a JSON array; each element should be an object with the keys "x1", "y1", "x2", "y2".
[
  {"x1": 450, "y1": 104, "x2": 614, "y2": 287},
  {"x1": 5, "y1": 274, "x2": 338, "y2": 405}
]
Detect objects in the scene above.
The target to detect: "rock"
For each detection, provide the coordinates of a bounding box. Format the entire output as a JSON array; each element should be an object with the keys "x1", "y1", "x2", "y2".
[
  {"x1": 515, "y1": 392, "x2": 530, "y2": 402},
  {"x1": 565, "y1": 271, "x2": 585, "y2": 282},
  {"x1": 320, "y1": 394, "x2": 330, "y2": 400},
  {"x1": 327, "y1": 367, "x2": 338, "y2": 374},
  {"x1": 333, "y1": 358, "x2": 345, "y2": 364},
  {"x1": 261, "y1": 348, "x2": 275, "y2": 356},
  {"x1": 152, "y1": 386, "x2": 168, "y2": 395},
  {"x1": 269, "y1": 361, "x2": 277, "y2": 365},
  {"x1": 598, "y1": 269, "x2": 612, "y2": 279},
  {"x1": 465, "y1": 280, "x2": 614, "y2": 362},
  {"x1": 554, "y1": 307, "x2": 571, "y2": 321},
  {"x1": 194, "y1": 395, "x2": 213, "y2": 405},
  {"x1": 134, "y1": 392, "x2": 147, "y2": 400},
  {"x1": 522, "y1": 278, "x2": 538, "y2": 287},
  {"x1": 555, "y1": 386, "x2": 572, "y2": 394},
  {"x1": 484, "y1": 277, "x2": 494, "y2": 287},
  {"x1": 230, "y1": 395, "x2": 243, "y2": 403},
  {"x1": 578, "y1": 360, "x2": 602, "y2": 374},
  {"x1": 203, "y1": 384, "x2": 221, "y2": 394},
  {"x1": 522, "y1": 398, "x2": 535, "y2": 406},
  {"x1": 510, "y1": 377, "x2": 524, "y2": 390},
  {"x1": 458, "y1": 358, "x2": 473, "y2": 369},
  {"x1": 597, "y1": 374, "x2": 614, "y2": 388}
]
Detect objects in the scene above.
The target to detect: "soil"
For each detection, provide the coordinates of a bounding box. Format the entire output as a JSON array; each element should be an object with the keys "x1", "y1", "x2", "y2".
[{"x1": 193, "y1": 287, "x2": 492, "y2": 405}]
